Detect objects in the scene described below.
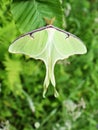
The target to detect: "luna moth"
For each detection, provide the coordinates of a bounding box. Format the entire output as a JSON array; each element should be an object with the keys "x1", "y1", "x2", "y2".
[{"x1": 8, "y1": 25, "x2": 87, "y2": 97}]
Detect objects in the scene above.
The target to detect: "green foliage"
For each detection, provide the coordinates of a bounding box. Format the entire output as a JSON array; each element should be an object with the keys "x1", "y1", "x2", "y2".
[
  {"x1": 11, "y1": 0, "x2": 65, "y2": 33},
  {"x1": 3, "y1": 55, "x2": 22, "y2": 95},
  {"x1": 0, "y1": 0, "x2": 98, "y2": 130}
]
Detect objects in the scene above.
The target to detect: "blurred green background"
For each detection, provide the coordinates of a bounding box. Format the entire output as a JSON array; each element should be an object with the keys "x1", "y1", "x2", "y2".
[{"x1": 0, "y1": 0, "x2": 98, "y2": 130}]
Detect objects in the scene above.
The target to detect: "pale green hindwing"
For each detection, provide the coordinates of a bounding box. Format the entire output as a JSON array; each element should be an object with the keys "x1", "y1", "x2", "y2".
[{"x1": 8, "y1": 25, "x2": 87, "y2": 97}]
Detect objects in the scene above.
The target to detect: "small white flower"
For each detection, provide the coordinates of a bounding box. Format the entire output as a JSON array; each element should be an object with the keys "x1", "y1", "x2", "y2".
[{"x1": 34, "y1": 122, "x2": 40, "y2": 129}]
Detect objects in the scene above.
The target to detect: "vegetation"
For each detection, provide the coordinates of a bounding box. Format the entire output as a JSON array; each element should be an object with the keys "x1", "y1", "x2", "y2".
[{"x1": 0, "y1": 0, "x2": 98, "y2": 130}]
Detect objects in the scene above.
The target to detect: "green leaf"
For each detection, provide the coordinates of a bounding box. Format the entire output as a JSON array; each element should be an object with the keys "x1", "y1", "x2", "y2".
[
  {"x1": 11, "y1": 0, "x2": 64, "y2": 33},
  {"x1": 3, "y1": 55, "x2": 22, "y2": 95}
]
